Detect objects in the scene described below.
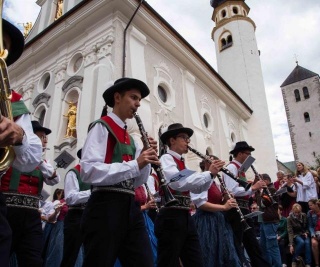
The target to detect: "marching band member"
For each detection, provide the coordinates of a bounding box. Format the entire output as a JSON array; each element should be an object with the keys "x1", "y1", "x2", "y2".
[
  {"x1": 191, "y1": 157, "x2": 241, "y2": 267},
  {"x1": 0, "y1": 19, "x2": 42, "y2": 267},
  {"x1": 1, "y1": 121, "x2": 59, "y2": 267},
  {"x1": 80, "y1": 78, "x2": 158, "y2": 266},
  {"x1": 156, "y1": 123, "x2": 224, "y2": 267},
  {"x1": 61, "y1": 149, "x2": 90, "y2": 267},
  {"x1": 222, "y1": 141, "x2": 270, "y2": 267}
]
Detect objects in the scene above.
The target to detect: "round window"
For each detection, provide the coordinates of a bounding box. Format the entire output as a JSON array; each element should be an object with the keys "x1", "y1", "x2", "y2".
[
  {"x1": 73, "y1": 56, "x2": 83, "y2": 73},
  {"x1": 39, "y1": 72, "x2": 51, "y2": 91},
  {"x1": 158, "y1": 86, "x2": 167, "y2": 103}
]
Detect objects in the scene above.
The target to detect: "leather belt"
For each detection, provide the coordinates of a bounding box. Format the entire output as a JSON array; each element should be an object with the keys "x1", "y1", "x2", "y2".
[{"x1": 3, "y1": 192, "x2": 39, "y2": 210}]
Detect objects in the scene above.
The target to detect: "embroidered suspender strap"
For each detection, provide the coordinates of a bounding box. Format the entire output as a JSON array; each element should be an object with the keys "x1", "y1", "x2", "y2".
[{"x1": 69, "y1": 167, "x2": 90, "y2": 191}]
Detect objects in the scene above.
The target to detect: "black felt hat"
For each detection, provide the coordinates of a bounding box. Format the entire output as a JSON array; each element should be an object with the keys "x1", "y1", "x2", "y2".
[
  {"x1": 77, "y1": 149, "x2": 82, "y2": 159},
  {"x1": 229, "y1": 141, "x2": 255, "y2": 155},
  {"x1": 31, "y1": 121, "x2": 52, "y2": 135},
  {"x1": 160, "y1": 123, "x2": 193, "y2": 144},
  {"x1": 3, "y1": 19, "x2": 24, "y2": 66},
  {"x1": 103, "y1": 78, "x2": 150, "y2": 107}
]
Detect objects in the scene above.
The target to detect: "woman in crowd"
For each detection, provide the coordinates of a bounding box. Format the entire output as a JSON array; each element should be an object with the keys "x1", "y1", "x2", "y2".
[
  {"x1": 191, "y1": 157, "x2": 242, "y2": 267},
  {"x1": 280, "y1": 174, "x2": 297, "y2": 217},
  {"x1": 277, "y1": 205, "x2": 289, "y2": 267},
  {"x1": 287, "y1": 203, "x2": 312, "y2": 267},
  {"x1": 293, "y1": 162, "x2": 317, "y2": 214},
  {"x1": 307, "y1": 199, "x2": 320, "y2": 267},
  {"x1": 43, "y1": 188, "x2": 68, "y2": 267}
]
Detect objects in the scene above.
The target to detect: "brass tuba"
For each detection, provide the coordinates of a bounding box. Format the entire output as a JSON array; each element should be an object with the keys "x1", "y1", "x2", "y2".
[{"x1": 0, "y1": 0, "x2": 17, "y2": 176}]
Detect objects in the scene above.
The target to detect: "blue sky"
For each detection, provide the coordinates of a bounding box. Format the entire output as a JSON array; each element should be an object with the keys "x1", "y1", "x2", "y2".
[{"x1": 4, "y1": 0, "x2": 320, "y2": 163}]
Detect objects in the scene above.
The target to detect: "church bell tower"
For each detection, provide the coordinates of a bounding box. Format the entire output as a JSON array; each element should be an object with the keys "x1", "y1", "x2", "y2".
[{"x1": 210, "y1": 0, "x2": 277, "y2": 175}]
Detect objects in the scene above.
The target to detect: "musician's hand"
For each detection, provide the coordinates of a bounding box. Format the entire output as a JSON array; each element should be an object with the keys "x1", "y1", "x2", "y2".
[
  {"x1": 147, "y1": 136, "x2": 158, "y2": 154},
  {"x1": 251, "y1": 180, "x2": 266, "y2": 191},
  {"x1": 209, "y1": 159, "x2": 225, "y2": 176},
  {"x1": 0, "y1": 117, "x2": 24, "y2": 147},
  {"x1": 289, "y1": 245, "x2": 294, "y2": 254},
  {"x1": 223, "y1": 198, "x2": 238, "y2": 211},
  {"x1": 143, "y1": 199, "x2": 157, "y2": 210},
  {"x1": 137, "y1": 147, "x2": 160, "y2": 169}
]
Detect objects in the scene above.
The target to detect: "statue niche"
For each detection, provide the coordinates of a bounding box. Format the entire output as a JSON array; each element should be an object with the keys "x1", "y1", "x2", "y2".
[{"x1": 63, "y1": 101, "x2": 77, "y2": 138}]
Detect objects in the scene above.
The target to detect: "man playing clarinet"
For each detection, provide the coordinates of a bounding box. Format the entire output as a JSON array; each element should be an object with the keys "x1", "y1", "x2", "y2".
[
  {"x1": 222, "y1": 141, "x2": 270, "y2": 267},
  {"x1": 157, "y1": 123, "x2": 224, "y2": 267},
  {"x1": 80, "y1": 78, "x2": 158, "y2": 267}
]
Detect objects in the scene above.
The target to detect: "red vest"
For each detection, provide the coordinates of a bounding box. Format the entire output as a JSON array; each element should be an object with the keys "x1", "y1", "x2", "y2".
[
  {"x1": 170, "y1": 155, "x2": 189, "y2": 197},
  {"x1": 100, "y1": 116, "x2": 133, "y2": 163},
  {"x1": 0, "y1": 166, "x2": 43, "y2": 195},
  {"x1": 134, "y1": 185, "x2": 147, "y2": 205},
  {"x1": 207, "y1": 183, "x2": 223, "y2": 204}
]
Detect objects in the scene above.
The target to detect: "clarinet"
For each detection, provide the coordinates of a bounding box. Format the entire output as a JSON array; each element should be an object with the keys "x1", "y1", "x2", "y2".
[
  {"x1": 216, "y1": 174, "x2": 251, "y2": 231},
  {"x1": 144, "y1": 182, "x2": 159, "y2": 213},
  {"x1": 134, "y1": 113, "x2": 179, "y2": 207},
  {"x1": 251, "y1": 165, "x2": 277, "y2": 206},
  {"x1": 187, "y1": 146, "x2": 251, "y2": 190},
  {"x1": 187, "y1": 146, "x2": 251, "y2": 231}
]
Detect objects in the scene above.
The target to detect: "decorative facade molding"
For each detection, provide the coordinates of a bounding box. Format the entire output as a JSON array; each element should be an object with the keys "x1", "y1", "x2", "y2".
[
  {"x1": 62, "y1": 76, "x2": 83, "y2": 92},
  {"x1": 54, "y1": 63, "x2": 67, "y2": 84},
  {"x1": 32, "y1": 93, "x2": 51, "y2": 108}
]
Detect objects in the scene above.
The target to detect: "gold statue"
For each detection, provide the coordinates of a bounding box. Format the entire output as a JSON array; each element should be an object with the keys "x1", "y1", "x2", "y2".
[
  {"x1": 63, "y1": 101, "x2": 77, "y2": 138},
  {"x1": 55, "y1": 0, "x2": 63, "y2": 20},
  {"x1": 23, "y1": 22, "x2": 32, "y2": 37}
]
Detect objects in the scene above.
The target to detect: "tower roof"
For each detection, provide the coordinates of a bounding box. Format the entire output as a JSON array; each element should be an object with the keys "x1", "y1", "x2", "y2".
[
  {"x1": 281, "y1": 64, "x2": 318, "y2": 87},
  {"x1": 210, "y1": 0, "x2": 245, "y2": 8}
]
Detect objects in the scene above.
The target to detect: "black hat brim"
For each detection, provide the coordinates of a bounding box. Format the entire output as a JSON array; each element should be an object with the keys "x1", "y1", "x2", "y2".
[
  {"x1": 229, "y1": 146, "x2": 255, "y2": 155},
  {"x1": 160, "y1": 127, "x2": 193, "y2": 144},
  {"x1": 3, "y1": 19, "x2": 24, "y2": 66},
  {"x1": 103, "y1": 78, "x2": 150, "y2": 107}
]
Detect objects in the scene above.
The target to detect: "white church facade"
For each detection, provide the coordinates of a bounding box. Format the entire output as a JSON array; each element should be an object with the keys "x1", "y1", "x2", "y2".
[{"x1": 8, "y1": 0, "x2": 277, "y2": 191}]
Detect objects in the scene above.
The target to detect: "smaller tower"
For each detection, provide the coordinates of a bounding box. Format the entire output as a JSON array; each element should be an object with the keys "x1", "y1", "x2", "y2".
[{"x1": 281, "y1": 64, "x2": 320, "y2": 166}]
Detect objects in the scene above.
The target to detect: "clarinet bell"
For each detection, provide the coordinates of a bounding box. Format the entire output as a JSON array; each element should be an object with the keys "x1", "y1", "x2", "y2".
[
  {"x1": 160, "y1": 185, "x2": 179, "y2": 207},
  {"x1": 242, "y1": 220, "x2": 251, "y2": 232}
]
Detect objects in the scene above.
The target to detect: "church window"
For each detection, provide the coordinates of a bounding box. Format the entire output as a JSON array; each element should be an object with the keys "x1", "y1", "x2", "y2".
[
  {"x1": 303, "y1": 87, "x2": 310, "y2": 99},
  {"x1": 39, "y1": 110, "x2": 46, "y2": 126},
  {"x1": 221, "y1": 9, "x2": 226, "y2": 18},
  {"x1": 294, "y1": 89, "x2": 301, "y2": 102},
  {"x1": 203, "y1": 113, "x2": 209, "y2": 128},
  {"x1": 221, "y1": 38, "x2": 226, "y2": 47},
  {"x1": 304, "y1": 112, "x2": 310, "y2": 122},
  {"x1": 227, "y1": 35, "x2": 233, "y2": 44},
  {"x1": 158, "y1": 85, "x2": 167, "y2": 103},
  {"x1": 233, "y1": 7, "x2": 239, "y2": 14}
]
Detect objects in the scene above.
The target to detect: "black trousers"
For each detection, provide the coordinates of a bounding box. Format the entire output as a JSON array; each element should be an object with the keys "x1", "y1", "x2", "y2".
[
  {"x1": 0, "y1": 192, "x2": 11, "y2": 267},
  {"x1": 7, "y1": 207, "x2": 43, "y2": 267},
  {"x1": 226, "y1": 208, "x2": 271, "y2": 267},
  {"x1": 81, "y1": 191, "x2": 153, "y2": 267},
  {"x1": 155, "y1": 208, "x2": 203, "y2": 267},
  {"x1": 61, "y1": 209, "x2": 84, "y2": 267}
]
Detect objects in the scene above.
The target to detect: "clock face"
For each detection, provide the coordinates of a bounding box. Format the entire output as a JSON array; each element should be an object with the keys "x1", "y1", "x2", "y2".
[{"x1": 73, "y1": 56, "x2": 83, "y2": 73}]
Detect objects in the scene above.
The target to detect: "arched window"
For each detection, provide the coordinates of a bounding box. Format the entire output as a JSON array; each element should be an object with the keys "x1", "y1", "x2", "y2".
[
  {"x1": 221, "y1": 38, "x2": 226, "y2": 47},
  {"x1": 303, "y1": 87, "x2": 310, "y2": 99},
  {"x1": 39, "y1": 109, "x2": 46, "y2": 126},
  {"x1": 227, "y1": 35, "x2": 233, "y2": 44},
  {"x1": 304, "y1": 112, "x2": 310, "y2": 122},
  {"x1": 221, "y1": 35, "x2": 233, "y2": 50},
  {"x1": 294, "y1": 89, "x2": 301, "y2": 102}
]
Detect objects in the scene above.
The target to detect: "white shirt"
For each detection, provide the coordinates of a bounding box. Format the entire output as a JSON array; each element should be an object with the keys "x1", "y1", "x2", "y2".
[
  {"x1": 222, "y1": 159, "x2": 253, "y2": 197},
  {"x1": 160, "y1": 149, "x2": 212, "y2": 194},
  {"x1": 80, "y1": 112, "x2": 151, "y2": 187},
  {"x1": 64, "y1": 167, "x2": 90, "y2": 206},
  {"x1": 13, "y1": 114, "x2": 42, "y2": 172},
  {"x1": 39, "y1": 160, "x2": 60, "y2": 185},
  {"x1": 296, "y1": 171, "x2": 317, "y2": 202}
]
